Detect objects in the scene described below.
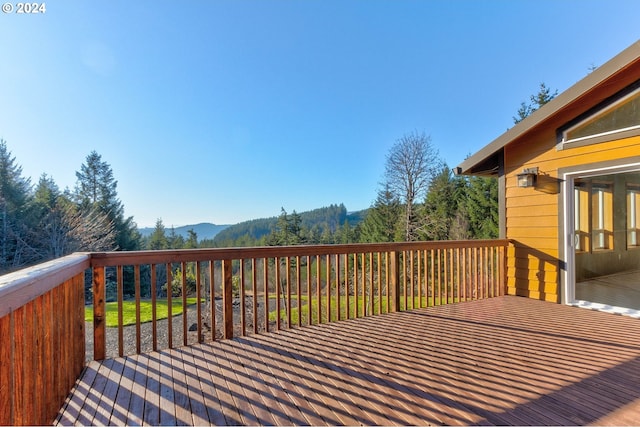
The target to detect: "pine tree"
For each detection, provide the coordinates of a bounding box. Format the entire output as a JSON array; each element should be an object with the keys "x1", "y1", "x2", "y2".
[
  {"x1": 74, "y1": 151, "x2": 140, "y2": 251},
  {"x1": 360, "y1": 183, "x2": 402, "y2": 243},
  {"x1": 167, "y1": 226, "x2": 184, "y2": 249},
  {"x1": 185, "y1": 229, "x2": 198, "y2": 249},
  {"x1": 465, "y1": 176, "x2": 499, "y2": 239},
  {"x1": 513, "y1": 83, "x2": 558, "y2": 124},
  {"x1": 0, "y1": 140, "x2": 37, "y2": 272},
  {"x1": 148, "y1": 218, "x2": 168, "y2": 250},
  {"x1": 420, "y1": 166, "x2": 467, "y2": 240}
]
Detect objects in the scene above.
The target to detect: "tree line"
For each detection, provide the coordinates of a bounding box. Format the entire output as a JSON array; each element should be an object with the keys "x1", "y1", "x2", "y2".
[
  {"x1": 0, "y1": 145, "x2": 140, "y2": 275},
  {"x1": 1, "y1": 83, "x2": 555, "y2": 275}
]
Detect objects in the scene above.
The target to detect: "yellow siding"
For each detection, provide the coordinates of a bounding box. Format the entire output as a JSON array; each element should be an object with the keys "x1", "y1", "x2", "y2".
[{"x1": 505, "y1": 132, "x2": 640, "y2": 303}]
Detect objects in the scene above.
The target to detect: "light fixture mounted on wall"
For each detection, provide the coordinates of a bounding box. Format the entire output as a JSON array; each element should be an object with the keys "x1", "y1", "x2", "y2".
[{"x1": 517, "y1": 167, "x2": 538, "y2": 188}]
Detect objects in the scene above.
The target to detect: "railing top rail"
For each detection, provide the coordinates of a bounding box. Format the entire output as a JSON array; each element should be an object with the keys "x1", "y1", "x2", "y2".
[
  {"x1": 89, "y1": 239, "x2": 509, "y2": 267},
  {"x1": 0, "y1": 253, "x2": 91, "y2": 318}
]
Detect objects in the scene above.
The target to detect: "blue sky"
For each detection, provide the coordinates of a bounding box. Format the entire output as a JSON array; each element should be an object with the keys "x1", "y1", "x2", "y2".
[{"x1": 1, "y1": 1, "x2": 639, "y2": 228}]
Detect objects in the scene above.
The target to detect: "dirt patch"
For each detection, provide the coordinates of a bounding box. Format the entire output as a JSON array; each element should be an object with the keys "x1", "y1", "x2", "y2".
[{"x1": 84, "y1": 296, "x2": 285, "y2": 361}]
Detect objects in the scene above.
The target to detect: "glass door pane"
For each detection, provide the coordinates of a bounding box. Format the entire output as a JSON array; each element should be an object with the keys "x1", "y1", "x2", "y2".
[{"x1": 574, "y1": 171, "x2": 640, "y2": 310}]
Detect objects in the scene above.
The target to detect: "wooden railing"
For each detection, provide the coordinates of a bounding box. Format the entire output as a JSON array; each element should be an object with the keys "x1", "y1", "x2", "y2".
[
  {"x1": 88, "y1": 239, "x2": 508, "y2": 361},
  {"x1": 0, "y1": 239, "x2": 507, "y2": 424},
  {"x1": 0, "y1": 253, "x2": 89, "y2": 426}
]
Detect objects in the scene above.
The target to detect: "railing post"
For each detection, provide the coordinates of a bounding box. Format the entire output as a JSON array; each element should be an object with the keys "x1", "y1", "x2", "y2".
[
  {"x1": 389, "y1": 251, "x2": 401, "y2": 312},
  {"x1": 93, "y1": 266, "x2": 106, "y2": 360},
  {"x1": 222, "y1": 259, "x2": 233, "y2": 339}
]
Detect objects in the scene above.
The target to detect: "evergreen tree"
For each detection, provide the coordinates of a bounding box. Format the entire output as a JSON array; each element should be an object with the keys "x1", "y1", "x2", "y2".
[
  {"x1": 185, "y1": 229, "x2": 198, "y2": 249},
  {"x1": 0, "y1": 140, "x2": 37, "y2": 272},
  {"x1": 465, "y1": 176, "x2": 499, "y2": 239},
  {"x1": 267, "y1": 208, "x2": 307, "y2": 246},
  {"x1": 360, "y1": 183, "x2": 402, "y2": 243},
  {"x1": 513, "y1": 82, "x2": 558, "y2": 124},
  {"x1": 74, "y1": 151, "x2": 140, "y2": 251},
  {"x1": 148, "y1": 218, "x2": 168, "y2": 250},
  {"x1": 167, "y1": 226, "x2": 185, "y2": 249},
  {"x1": 420, "y1": 166, "x2": 467, "y2": 240}
]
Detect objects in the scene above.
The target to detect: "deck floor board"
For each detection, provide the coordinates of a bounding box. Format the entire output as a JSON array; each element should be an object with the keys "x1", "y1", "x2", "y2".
[{"x1": 56, "y1": 296, "x2": 640, "y2": 426}]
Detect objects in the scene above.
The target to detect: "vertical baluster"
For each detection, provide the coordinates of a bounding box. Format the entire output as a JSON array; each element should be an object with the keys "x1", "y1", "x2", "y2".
[
  {"x1": 437, "y1": 249, "x2": 443, "y2": 306},
  {"x1": 485, "y1": 246, "x2": 490, "y2": 298},
  {"x1": 462, "y1": 247, "x2": 466, "y2": 302},
  {"x1": 166, "y1": 263, "x2": 173, "y2": 348},
  {"x1": 135, "y1": 265, "x2": 142, "y2": 352},
  {"x1": 240, "y1": 259, "x2": 246, "y2": 336},
  {"x1": 335, "y1": 254, "x2": 340, "y2": 321},
  {"x1": 385, "y1": 252, "x2": 390, "y2": 313},
  {"x1": 93, "y1": 266, "x2": 106, "y2": 360},
  {"x1": 326, "y1": 254, "x2": 331, "y2": 323},
  {"x1": 473, "y1": 247, "x2": 479, "y2": 300},
  {"x1": 344, "y1": 253, "x2": 350, "y2": 319},
  {"x1": 316, "y1": 255, "x2": 322, "y2": 324},
  {"x1": 252, "y1": 258, "x2": 258, "y2": 334},
  {"x1": 390, "y1": 251, "x2": 400, "y2": 312},
  {"x1": 501, "y1": 245, "x2": 507, "y2": 296},
  {"x1": 402, "y1": 251, "x2": 407, "y2": 311},
  {"x1": 117, "y1": 265, "x2": 124, "y2": 357},
  {"x1": 450, "y1": 248, "x2": 454, "y2": 303},
  {"x1": 285, "y1": 257, "x2": 291, "y2": 328},
  {"x1": 369, "y1": 252, "x2": 374, "y2": 316},
  {"x1": 296, "y1": 256, "x2": 302, "y2": 327},
  {"x1": 409, "y1": 250, "x2": 414, "y2": 309},
  {"x1": 359, "y1": 253, "x2": 365, "y2": 315},
  {"x1": 456, "y1": 248, "x2": 461, "y2": 303},
  {"x1": 377, "y1": 252, "x2": 382, "y2": 315},
  {"x1": 222, "y1": 259, "x2": 233, "y2": 339},
  {"x1": 307, "y1": 256, "x2": 312, "y2": 326},
  {"x1": 181, "y1": 262, "x2": 188, "y2": 346},
  {"x1": 263, "y1": 258, "x2": 269, "y2": 333},
  {"x1": 151, "y1": 264, "x2": 157, "y2": 351},
  {"x1": 429, "y1": 250, "x2": 433, "y2": 306},
  {"x1": 210, "y1": 260, "x2": 216, "y2": 340},
  {"x1": 416, "y1": 250, "x2": 422, "y2": 308},
  {"x1": 196, "y1": 261, "x2": 203, "y2": 342},
  {"x1": 444, "y1": 249, "x2": 449, "y2": 305},
  {"x1": 353, "y1": 254, "x2": 359, "y2": 318},
  {"x1": 275, "y1": 257, "x2": 281, "y2": 330}
]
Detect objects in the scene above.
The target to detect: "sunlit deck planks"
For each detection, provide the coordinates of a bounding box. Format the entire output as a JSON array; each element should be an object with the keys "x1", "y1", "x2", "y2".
[{"x1": 56, "y1": 296, "x2": 640, "y2": 426}]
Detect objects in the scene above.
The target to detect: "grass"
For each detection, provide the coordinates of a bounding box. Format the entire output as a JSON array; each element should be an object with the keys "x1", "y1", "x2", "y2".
[
  {"x1": 87, "y1": 293, "x2": 463, "y2": 329},
  {"x1": 85, "y1": 298, "x2": 202, "y2": 327},
  {"x1": 269, "y1": 294, "x2": 460, "y2": 325}
]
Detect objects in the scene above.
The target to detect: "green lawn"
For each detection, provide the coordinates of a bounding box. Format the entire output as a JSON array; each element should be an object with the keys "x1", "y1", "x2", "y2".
[
  {"x1": 269, "y1": 294, "x2": 460, "y2": 325},
  {"x1": 86, "y1": 294, "x2": 461, "y2": 328},
  {"x1": 85, "y1": 298, "x2": 201, "y2": 327}
]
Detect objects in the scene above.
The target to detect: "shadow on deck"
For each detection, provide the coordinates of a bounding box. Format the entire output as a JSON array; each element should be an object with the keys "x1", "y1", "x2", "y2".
[{"x1": 56, "y1": 296, "x2": 640, "y2": 426}]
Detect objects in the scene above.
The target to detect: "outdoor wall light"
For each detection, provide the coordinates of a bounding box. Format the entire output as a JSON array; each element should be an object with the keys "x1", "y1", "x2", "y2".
[{"x1": 517, "y1": 167, "x2": 538, "y2": 188}]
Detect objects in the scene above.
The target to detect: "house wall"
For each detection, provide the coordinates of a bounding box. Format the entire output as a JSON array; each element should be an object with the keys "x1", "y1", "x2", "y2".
[{"x1": 504, "y1": 130, "x2": 640, "y2": 303}]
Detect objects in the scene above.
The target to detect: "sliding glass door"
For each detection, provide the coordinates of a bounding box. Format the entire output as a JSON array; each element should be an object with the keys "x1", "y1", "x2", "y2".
[{"x1": 570, "y1": 170, "x2": 640, "y2": 311}]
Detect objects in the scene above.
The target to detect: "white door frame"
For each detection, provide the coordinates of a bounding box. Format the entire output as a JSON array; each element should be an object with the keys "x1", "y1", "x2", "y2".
[{"x1": 561, "y1": 161, "x2": 640, "y2": 317}]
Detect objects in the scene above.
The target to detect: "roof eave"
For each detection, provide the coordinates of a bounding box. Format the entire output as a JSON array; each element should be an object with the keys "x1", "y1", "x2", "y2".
[{"x1": 457, "y1": 40, "x2": 640, "y2": 176}]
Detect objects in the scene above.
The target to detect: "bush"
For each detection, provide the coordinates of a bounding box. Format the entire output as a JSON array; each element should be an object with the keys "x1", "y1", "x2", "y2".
[{"x1": 161, "y1": 266, "x2": 197, "y2": 297}]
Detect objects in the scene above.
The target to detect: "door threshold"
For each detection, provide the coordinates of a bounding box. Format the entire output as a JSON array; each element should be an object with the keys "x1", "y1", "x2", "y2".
[{"x1": 569, "y1": 300, "x2": 640, "y2": 319}]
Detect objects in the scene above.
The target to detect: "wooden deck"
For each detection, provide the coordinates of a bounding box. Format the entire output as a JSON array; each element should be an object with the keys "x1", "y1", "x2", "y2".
[{"x1": 56, "y1": 296, "x2": 640, "y2": 426}]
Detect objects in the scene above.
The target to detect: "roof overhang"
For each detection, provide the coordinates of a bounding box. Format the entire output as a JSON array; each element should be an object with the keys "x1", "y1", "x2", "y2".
[{"x1": 457, "y1": 40, "x2": 640, "y2": 177}]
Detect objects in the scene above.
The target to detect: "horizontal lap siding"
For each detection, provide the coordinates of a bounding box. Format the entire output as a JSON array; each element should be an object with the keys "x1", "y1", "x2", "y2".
[{"x1": 505, "y1": 129, "x2": 640, "y2": 303}]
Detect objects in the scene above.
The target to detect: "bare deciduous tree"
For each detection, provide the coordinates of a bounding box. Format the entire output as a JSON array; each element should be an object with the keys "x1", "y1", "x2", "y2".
[{"x1": 384, "y1": 131, "x2": 441, "y2": 241}]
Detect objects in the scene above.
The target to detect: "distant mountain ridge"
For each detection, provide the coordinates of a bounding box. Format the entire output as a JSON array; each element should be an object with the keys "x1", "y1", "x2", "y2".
[
  {"x1": 138, "y1": 205, "x2": 368, "y2": 244},
  {"x1": 213, "y1": 204, "x2": 368, "y2": 245},
  {"x1": 138, "y1": 222, "x2": 231, "y2": 240}
]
